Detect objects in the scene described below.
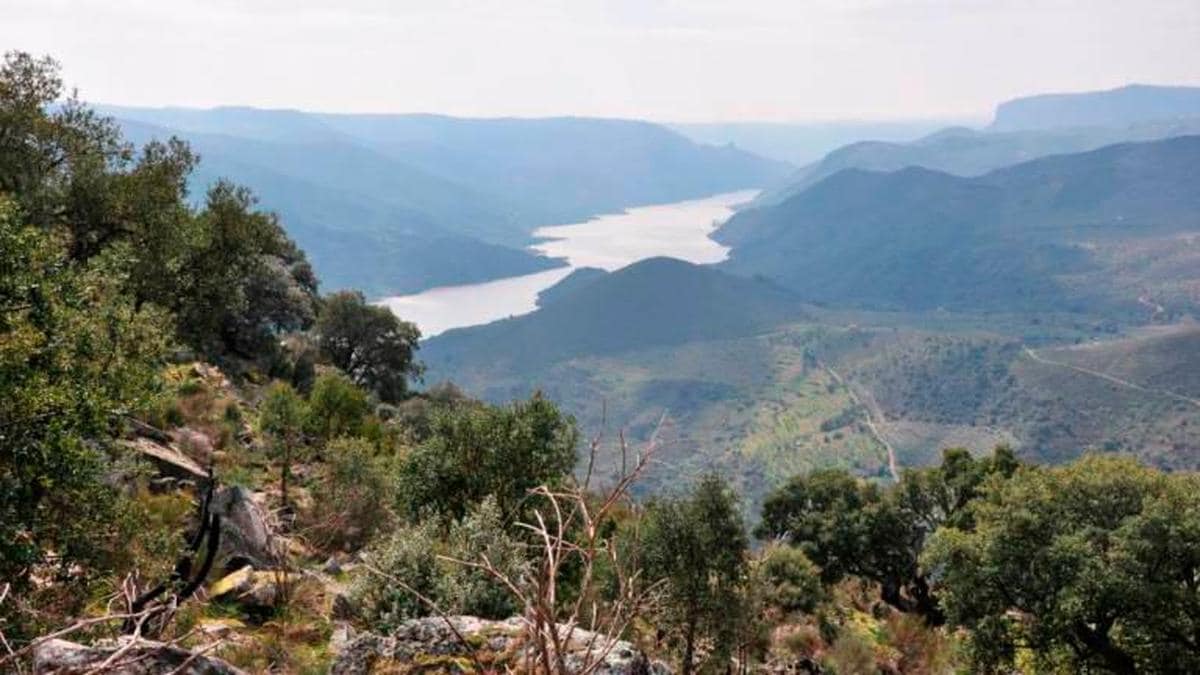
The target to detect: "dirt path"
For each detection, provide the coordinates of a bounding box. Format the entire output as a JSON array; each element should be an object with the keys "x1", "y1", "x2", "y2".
[
  {"x1": 819, "y1": 360, "x2": 900, "y2": 481},
  {"x1": 1021, "y1": 346, "x2": 1200, "y2": 409}
]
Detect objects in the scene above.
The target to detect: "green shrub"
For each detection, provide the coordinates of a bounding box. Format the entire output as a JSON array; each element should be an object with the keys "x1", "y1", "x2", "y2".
[
  {"x1": 304, "y1": 371, "x2": 372, "y2": 442},
  {"x1": 305, "y1": 437, "x2": 394, "y2": 551},
  {"x1": 760, "y1": 545, "x2": 824, "y2": 614},
  {"x1": 350, "y1": 520, "x2": 442, "y2": 631},
  {"x1": 439, "y1": 497, "x2": 527, "y2": 619}
]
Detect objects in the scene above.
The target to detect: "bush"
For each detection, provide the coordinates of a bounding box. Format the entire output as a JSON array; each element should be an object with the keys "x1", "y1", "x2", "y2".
[
  {"x1": 304, "y1": 371, "x2": 372, "y2": 442},
  {"x1": 305, "y1": 438, "x2": 394, "y2": 551},
  {"x1": 439, "y1": 497, "x2": 528, "y2": 619},
  {"x1": 349, "y1": 498, "x2": 530, "y2": 632},
  {"x1": 350, "y1": 520, "x2": 442, "y2": 632},
  {"x1": 759, "y1": 545, "x2": 824, "y2": 614}
]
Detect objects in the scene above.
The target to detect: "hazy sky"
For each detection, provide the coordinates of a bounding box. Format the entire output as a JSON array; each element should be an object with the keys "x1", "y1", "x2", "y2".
[{"x1": 4, "y1": 0, "x2": 1198, "y2": 122}]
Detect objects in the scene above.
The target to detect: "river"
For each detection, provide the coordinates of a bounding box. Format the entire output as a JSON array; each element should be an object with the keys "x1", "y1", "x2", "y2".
[{"x1": 378, "y1": 189, "x2": 759, "y2": 337}]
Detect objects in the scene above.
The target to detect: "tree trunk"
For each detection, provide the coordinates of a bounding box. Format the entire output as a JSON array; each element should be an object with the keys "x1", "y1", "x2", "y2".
[
  {"x1": 1073, "y1": 621, "x2": 1137, "y2": 674},
  {"x1": 682, "y1": 620, "x2": 696, "y2": 675}
]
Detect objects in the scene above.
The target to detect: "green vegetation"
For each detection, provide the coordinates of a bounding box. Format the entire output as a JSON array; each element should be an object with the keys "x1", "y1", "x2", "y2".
[
  {"x1": 395, "y1": 394, "x2": 579, "y2": 523},
  {"x1": 643, "y1": 474, "x2": 749, "y2": 674},
  {"x1": 315, "y1": 290, "x2": 422, "y2": 403},
  {"x1": 6, "y1": 50, "x2": 1200, "y2": 675}
]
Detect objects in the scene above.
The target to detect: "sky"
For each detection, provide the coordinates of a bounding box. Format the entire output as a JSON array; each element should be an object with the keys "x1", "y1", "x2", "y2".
[{"x1": 3, "y1": 0, "x2": 1199, "y2": 123}]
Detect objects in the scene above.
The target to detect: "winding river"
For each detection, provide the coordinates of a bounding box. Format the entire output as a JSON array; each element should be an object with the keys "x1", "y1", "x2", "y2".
[{"x1": 378, "y1": 189, "x2": 759, "y2": 337}]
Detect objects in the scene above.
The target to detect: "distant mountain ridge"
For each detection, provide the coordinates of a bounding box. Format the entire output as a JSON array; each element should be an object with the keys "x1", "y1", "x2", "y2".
[
  {"x1": 105, "y1": 105, "x2": 789, "y2": 295},
  {"x1": 755, "y1": 117, "x2": 1200, "y2": 206},
  {"x1": 991, "y1": 84, "x2": 1200, "y2": 131},
  {"x1": 719, "y1": 135, "x2": 1200, "y2": 314}
]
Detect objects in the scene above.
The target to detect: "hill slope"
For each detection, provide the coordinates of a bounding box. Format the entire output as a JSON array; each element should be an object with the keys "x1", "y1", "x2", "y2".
[
  {"x1": 719, "y1": 136, "x2": 1200, "y2": 316},
  {"x1": 423, "y1": 257, "x2": 807, "y2": 374}
]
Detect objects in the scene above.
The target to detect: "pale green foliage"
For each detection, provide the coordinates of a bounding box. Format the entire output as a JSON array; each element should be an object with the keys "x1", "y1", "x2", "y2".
[
  {"x1": 351, "y1": 497, "x2": 529, "y2": 631},
  {"x1": 350, "y1": 519, "x2": 442, "y2": 632},
  {"x1": 439, "y1": 497, "x2": 528, "y2": 619}
]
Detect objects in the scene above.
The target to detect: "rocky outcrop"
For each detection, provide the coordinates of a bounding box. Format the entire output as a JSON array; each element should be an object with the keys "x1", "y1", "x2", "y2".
[
  {"x1": 330, "y1": 616, "x2": 669, "y2": 675},
  {"x1": 121, "y1": 437, "x2": 207, "y2": 484},
  {"x1": 33, "y1": 637, "x2": 245, "y2": 674},
  {"x1": 211, "y1": 486, "x2": 279, "y2": 570}
]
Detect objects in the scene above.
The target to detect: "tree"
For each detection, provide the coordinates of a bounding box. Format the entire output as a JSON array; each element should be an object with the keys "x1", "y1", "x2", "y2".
[
  {"x1": 306, "y1": 437, "x2": 395, "y2": 551},
  {"x1": 304, "y1": 370, "x2": 372, "y2": 442},
  {"x1": 643, "y1": 474, "x2": 749, "y2": 675},
  {"x1": 0, "y1": 51, "x2": 318, "y2": 364},
  {"x1": 756, "y1": 446, "x2": 1018, "y2": 625},
  {"x1": 396, "y1": 394, "x2": 578, "y2": 523},
  {"x1": 0, "y1": 197, "x2": 168, "y2": 630},
  {"x1": 176, "y1": 181, "x2": 318, "y2": 360},
  {"x1": 315, "y1": 290, "x2": 421, "y2": 403},
  {"x1": 259, "y1": 381, "x2": 307, "y2": 512},
  {"x1": 924, "y1": 455, "x2": 1200, "y2": 674}
]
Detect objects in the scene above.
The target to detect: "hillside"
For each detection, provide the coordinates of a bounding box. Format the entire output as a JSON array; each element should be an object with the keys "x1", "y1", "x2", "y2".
[
  {"x1": 756, "y1": 117, "x2": 1200, "y2": 206},
  {"x1": 423, "y1": 257, "x2": 808, "y2": 374},
  {"x1": 719, "y1": 135, "x2": 1200, "y2": 316},
  {"x1": 991, "y1": 84, "x2": 1200, "y2": 131},
  {"x1": 109, "y1": 106, "x2": 789, "y2": 294}
]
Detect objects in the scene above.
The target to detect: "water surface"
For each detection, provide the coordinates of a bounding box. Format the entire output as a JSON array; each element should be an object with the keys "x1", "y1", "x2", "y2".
[{"x1": 379, "y1": 189, "x2": 758, "y2": 336}]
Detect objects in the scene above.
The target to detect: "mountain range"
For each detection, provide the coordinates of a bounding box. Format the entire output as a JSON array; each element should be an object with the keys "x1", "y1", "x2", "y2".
[
  {"x1": 719, "y1": 135, "x2": 1200, "y2": 315},
  {"x1": 108, "y1": 106, "x2": 790, "y2": 295}
]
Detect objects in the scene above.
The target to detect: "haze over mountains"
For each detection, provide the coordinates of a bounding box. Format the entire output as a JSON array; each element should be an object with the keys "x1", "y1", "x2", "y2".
[
  {"x1": 108, "y1": 106, "x2": 789, "y2": 294},
  {"x1": 422, "y1": 83, "x2": 1200, "y2": 498}
]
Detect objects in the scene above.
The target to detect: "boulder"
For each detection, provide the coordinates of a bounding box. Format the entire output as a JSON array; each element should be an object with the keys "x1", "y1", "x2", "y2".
[
  {"x1": 210, "y1": 566, "x2": 296, "y2": 615},
  {"x1": 210, "y1": 486, "x2": 280, "y2": 569},
  {"x1": 121, "y1": 437, "x2": 207, "y2": 483},
  {"x1": 33, "y1": 637, "x2": 245, "y2": 674},
  {"x1": 330, "y1": 616, "x2": 669, "y2": 675}
]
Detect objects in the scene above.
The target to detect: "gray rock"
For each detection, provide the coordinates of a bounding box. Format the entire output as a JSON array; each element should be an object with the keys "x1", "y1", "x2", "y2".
[
  {"x1": 33, "y1": 637, "x2": 246, "y2": 674},
  {"x1": 210, "y1": 486, "x2": 279, "y2": 570},
  {"x1": 329, "y1": 615, "x2": 669, "y2": 675}
]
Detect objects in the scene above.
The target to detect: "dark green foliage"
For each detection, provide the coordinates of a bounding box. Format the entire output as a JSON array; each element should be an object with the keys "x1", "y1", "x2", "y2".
[
  {"x1": 0, "y1": 196, "x2": 168, "y2": 624},
  {"x1": 173, "y1": 181, "x2": 318, "y2": 360},
  {"x1": 0, "y1": 51, "x2": 318, "y2": 363},
  {"x1": 756, "y1": 446, "x2": 1019, "y2": 624},
  {"x1": 396, "y1": 394, "x2": 578, "y2": 524},
  {"x1": 643, "y1": 474, "x2": 749, "y2": 674},
  {"x1": 757, "y1": 545, "x2": 824, "y2": 615},
  {"x1": 925, "y1": 455, "x2": 1200, "y2": 674},
  {"x1": 315, "y1": 290, "x2": 422, "y2": 403}
]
